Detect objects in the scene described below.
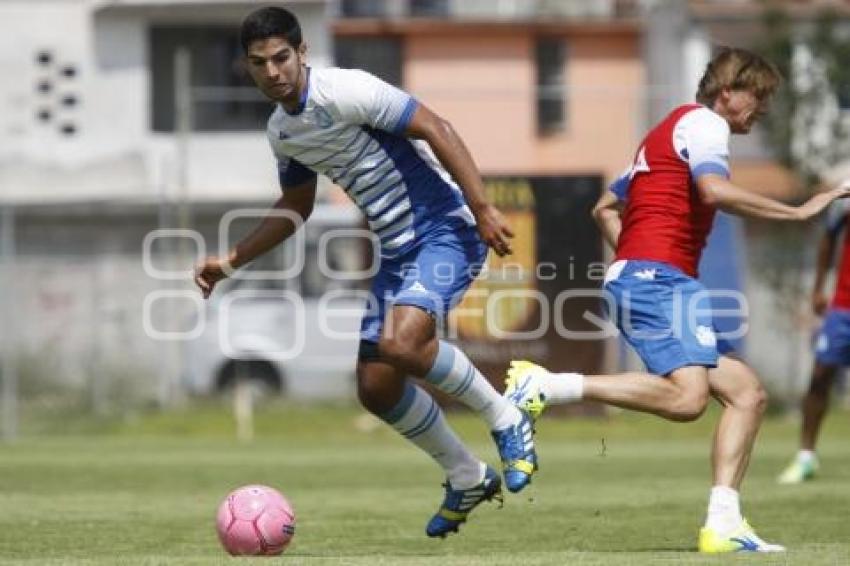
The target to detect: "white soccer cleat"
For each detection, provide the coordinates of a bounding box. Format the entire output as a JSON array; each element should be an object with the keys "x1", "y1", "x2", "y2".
[{"x1": 699, "y1": 520, "x2": 786, "y2": 553}]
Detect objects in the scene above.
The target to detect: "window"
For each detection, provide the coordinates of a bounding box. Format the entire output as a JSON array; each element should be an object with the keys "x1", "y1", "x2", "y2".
[
  {"x1": 535, "y1": 37, "x2": 567, "y2": 134},
  {"x1": 409, "y1": 0, "x2": 449, "y2": 17},
  {"x1": 150, "y1": 26, "x2": 272, "y2": 132},
  {"x1": 334, "y1": 37, "x2": 403, "y2": 87},
  {"x1": 340, "y1": 0, "x2": 389, "y2": 17}
]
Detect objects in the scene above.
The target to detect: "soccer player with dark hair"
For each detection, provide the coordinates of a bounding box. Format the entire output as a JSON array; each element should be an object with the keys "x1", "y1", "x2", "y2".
[
  {"x1": 194, "y1": 6, "x2": 537, "y2": 538},
  {"x1": 778, "y1": 200, "x2": 850, "y2": 484},
  {"x1": 505, "y1": 47, "x2": 850, "y2": 553}
]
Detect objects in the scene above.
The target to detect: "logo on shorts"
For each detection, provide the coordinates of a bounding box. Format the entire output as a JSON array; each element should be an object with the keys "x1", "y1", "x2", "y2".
[
  {"x1": 634, "y1": 268, "x2": 656, "y2": 281},
  {"x1": 407, "y1": 281, "x2": 429, "y2": 294},
  {"x1": 695, "y1": 325, "x2": 717, "y2": 347}
]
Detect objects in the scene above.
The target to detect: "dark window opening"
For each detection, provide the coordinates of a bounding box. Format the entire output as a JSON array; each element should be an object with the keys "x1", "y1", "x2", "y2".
[
  {"x1": 410, "y1": 0, "x2": 449, "y2": 17},
  {"x1": 334, "y1": 36, "x2": 403, "y2": 87},
  {"x1": 535, "y1": 37, "x2": 566, "y2": 134},
  {"x1": 150, "y1": 25, "x2": 273, "y2": 132},
  {"x1": 340, "y1": 0, "x2": 389, "y2": 17}
]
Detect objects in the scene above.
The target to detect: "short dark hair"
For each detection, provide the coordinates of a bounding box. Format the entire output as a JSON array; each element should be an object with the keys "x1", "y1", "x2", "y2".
[
  {"x1": 696, "y1": 47, "x2": 781, "y2": 106},
  {"x1": 240, "y1": 6, "x2": 303, "y2": 53}
]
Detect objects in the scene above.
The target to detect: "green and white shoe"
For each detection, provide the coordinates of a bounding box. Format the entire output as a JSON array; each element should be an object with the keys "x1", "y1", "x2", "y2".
[{"x1": 777, "y1": 455, "x2": 818, "y2": 484}]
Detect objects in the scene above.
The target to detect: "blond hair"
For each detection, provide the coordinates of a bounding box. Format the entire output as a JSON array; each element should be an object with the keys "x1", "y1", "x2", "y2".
[{"x1": 696, "y1": 47, "x2": 782, "y2": 106}]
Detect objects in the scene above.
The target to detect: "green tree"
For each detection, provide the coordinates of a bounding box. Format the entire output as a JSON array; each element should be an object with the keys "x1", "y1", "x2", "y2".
[{"x1": 760, "y1": 6, "x2": 850, "y2": 187}]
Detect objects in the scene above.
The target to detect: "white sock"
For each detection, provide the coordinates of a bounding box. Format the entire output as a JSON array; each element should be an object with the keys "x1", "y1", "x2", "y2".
[
  {"x1": 798, "y1": 449, "x2": 816, "y2": 464},
  {"x1": 542, "y1": 372, "x2": 585, "y2": 403},
  {"x1": 425, "y1": 341, "x2": 520, "y2": 430},
  {"x1": 379, "y1": 380, "x2": 483, "y2": 489},
  {"x1": 705, "y1": 485, "x2": 743, "y2": 535}
]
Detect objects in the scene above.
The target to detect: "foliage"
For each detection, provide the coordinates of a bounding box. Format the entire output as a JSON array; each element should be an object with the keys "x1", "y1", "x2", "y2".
[
  {"x1": 759, "y1": 6, "x2": 850, "y2": 187},
  {"x1": 750, "y1": 6, "x2": 850, "y2": 336}
]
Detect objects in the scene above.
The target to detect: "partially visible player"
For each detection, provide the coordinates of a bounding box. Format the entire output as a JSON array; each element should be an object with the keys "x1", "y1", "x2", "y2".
[
  {"x1": 778, "y1": 200, "x2": 850, "y2": 484},
  {"x1": 503, "y1": 47, "x2": 850, "y2": 553},
  {"x1": 193, "y1": 6, "x2": 536, "y2": 538}
]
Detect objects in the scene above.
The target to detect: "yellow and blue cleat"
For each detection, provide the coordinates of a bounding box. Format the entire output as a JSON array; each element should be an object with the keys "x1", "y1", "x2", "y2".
[
  {"x1": 777, "y1": 456, "x2": 818, "y2": 484},
  {"x1": 504, "y1": 360, "x2": 549, "y2": 421},
  {"x1": 426, "y1": 465, "x2": 503, "y2": 538},
  {"x1": 698, "y1": 520, "x2": 785, "y2": 553},
  {"x1": 491, "y1": 410, "x2": 538, "y2": 492}
]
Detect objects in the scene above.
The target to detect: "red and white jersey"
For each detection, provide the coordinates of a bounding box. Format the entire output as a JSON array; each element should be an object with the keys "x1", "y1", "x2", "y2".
[
  {"x1": 824, "y1": 202, "x2": 850, "y2": 308},
  {"x1": 610, "y1": 104, "x2": 731, "y2": 277}
]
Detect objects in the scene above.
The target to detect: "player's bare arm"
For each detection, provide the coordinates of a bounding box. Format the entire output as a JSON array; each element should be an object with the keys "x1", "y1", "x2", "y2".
[
  {"x1": 592, "y1": 188, "x2": 624, "y2": 250},
  {"x1": 404, "y1": 104, "x2": 514, "y2": 256},
  {"x1": 812, "y1": 229, "x2": 839, "y2": 315},
  {"x1": 697, "y1": 174, "x2": 850, "y2": 221},
  {"x1": 194, "y1": 180, "x2": 316, "y2": 298}
]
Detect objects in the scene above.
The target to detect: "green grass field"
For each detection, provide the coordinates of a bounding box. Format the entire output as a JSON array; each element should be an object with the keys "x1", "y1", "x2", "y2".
[{"x1": 1, "y1": 402, "x2": 848, "y2": 565}]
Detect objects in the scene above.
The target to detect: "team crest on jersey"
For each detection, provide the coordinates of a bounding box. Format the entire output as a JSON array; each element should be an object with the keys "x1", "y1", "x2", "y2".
[{"x1": 309, "y1": 106, "x2": 334, "y2": 129}]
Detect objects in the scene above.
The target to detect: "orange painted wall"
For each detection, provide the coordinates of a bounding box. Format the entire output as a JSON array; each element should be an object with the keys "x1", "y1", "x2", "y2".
[{"x1": 404, "y1": 31, "x2": 645, "y2": 183}]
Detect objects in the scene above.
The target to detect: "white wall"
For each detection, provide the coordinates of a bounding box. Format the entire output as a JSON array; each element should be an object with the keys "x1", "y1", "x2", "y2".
[{"x1": 0, "y1": 0, "x2": 332, "y2": 204}]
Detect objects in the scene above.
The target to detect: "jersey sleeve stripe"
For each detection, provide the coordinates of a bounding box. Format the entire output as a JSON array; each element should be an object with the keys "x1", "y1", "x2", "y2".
[
  {"x1": 392, "y1": 98, "x2": 419, "y2": 135},
  {"x1": 691, "y1": 161, "x2": 730, "y2": 180},
  {"x1": 609, "y1": 174, "x2": 630, "y2": 201}
]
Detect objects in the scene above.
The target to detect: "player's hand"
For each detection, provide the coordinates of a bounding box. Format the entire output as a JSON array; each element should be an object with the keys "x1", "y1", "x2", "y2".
[
  {"x1": 475, "y1": 204, "x2": 514, "y2": 256},
  {"x1": 194, "y1": 256, "x2": 233, "y2": 299},
  {"x1": 798, "y1": 183, "x2": 850, "y2": 220},
  {"x1": 812, "y1": 290, "x2": 829, "y2": 316}
]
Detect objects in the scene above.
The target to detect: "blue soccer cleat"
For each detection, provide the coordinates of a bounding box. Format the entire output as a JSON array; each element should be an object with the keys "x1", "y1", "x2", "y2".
[
  {"x1": 426, "y1": 465, "x2": 503, "y2": 538},
  {"x1": 491, "y1": 410, "x2": 538, "y2": 493}
]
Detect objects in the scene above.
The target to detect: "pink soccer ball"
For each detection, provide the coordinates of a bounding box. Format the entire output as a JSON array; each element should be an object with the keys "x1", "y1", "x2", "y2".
[{"x1": 216, "y1": 485, "x2": 296, "y2": 556}]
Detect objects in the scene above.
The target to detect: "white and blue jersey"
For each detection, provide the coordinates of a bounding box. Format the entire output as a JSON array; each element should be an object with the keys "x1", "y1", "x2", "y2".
[{"x1": 267, "y1": 67, "x2": 476, "y2": 258}]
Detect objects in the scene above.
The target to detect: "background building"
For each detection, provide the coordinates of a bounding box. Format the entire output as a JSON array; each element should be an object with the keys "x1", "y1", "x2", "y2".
[{"x1": 0, "y1": 0, "x2": 847, "y2": 422}]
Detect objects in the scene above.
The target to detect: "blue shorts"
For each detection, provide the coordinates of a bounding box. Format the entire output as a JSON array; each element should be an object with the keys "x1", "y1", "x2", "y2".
[
  {"x1": 359, "y1": 223, "x2": 488, "y2": 343},
  {"x1": 604, "y1": 260, "x2": 735, "y2": 376},
  {"x1": 814, "y1": 309, "x2": 850, "y2": 366}
]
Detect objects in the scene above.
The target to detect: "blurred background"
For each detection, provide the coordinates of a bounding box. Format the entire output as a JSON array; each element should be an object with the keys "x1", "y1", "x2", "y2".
[{"x1": 1, "y1": 0, "x2": 850, "y2": 439}]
